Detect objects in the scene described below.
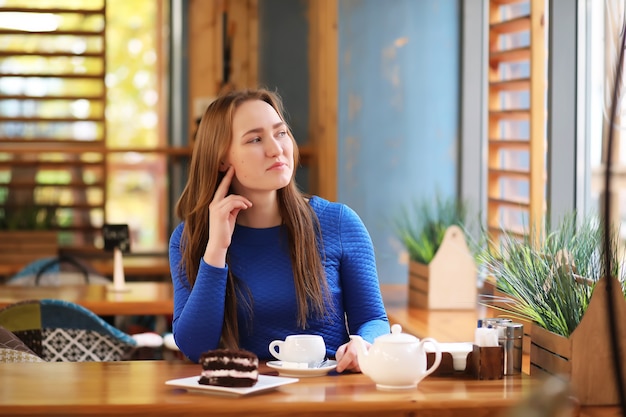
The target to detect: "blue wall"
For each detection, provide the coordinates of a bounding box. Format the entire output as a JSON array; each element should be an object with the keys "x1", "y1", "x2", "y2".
[
  {"x1": 256, "y1": 0, "x2": 460, "y2": 284},
  {"x1": 338, "y1": 0, "x2": 460, "y2": 283}
]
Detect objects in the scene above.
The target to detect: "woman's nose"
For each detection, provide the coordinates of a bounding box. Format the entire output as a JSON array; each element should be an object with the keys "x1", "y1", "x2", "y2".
[{"x1": 265, "y1": 137, "x2": 281, "y2": 156}]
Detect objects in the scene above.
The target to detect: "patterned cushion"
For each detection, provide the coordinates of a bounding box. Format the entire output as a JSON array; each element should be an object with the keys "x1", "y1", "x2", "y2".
[
  {"x1": 0, "y1": 325, "x2": 43, "y2": 363},
  {"x1": 10, "y1": 329, "x2": 43, "y2": 358},
  {"x1": 0, "y1": 348, "x2": 43, "y2": 363},
  {"x1": 0, "y1": 299, "x2": 137, "y2": 362},
  {"x1": 42, "y1": 328, "x2": 133, "y2": 362}
]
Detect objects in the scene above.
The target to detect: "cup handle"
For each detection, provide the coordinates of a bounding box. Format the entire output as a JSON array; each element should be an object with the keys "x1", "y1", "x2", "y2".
[
  {"x1": 268, "y1": 340, "x2": 283, "y2": 361},
  {"x1": 420, "y1": 338, "x2": 442, "y2": 380}
]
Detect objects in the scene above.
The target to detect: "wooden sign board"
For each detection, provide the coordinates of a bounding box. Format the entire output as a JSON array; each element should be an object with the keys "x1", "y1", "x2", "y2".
[{"x1": 103, "y1": 224, "x2": 130, "y2": 253}]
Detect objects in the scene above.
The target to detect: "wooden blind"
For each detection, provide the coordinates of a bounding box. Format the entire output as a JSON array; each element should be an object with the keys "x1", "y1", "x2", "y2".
[
  {"x1": 0, "y1": 2, "x2": 106, "y2": 245},
  {"x1": 487, "y1": 0, "x2": 546, "y2": 241}
]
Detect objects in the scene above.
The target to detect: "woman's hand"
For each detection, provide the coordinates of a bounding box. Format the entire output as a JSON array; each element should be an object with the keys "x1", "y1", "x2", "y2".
[
  {"x1": 335, "y1": 339, "x2": 371, "y2": 373},
  {"x1": 204, "y1": 166, "x2": 252, "y2": 267}
]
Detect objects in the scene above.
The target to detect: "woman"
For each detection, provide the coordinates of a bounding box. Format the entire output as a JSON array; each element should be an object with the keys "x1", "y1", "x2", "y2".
[{"x1": 169, "y1": 88, "x2": 389, "y2": 373}]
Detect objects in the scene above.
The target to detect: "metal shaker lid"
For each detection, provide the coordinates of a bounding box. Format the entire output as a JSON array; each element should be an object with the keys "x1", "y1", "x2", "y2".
[
  {"x1": 502, "y1": 322, "x2": 524, "y2": 338},
  {"x1": 484, "y1": 318, "x2": 512, "y2": 325}
]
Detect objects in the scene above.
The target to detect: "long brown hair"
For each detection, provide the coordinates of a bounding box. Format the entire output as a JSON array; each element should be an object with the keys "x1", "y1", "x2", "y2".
[{"x1": 174, "y1": 89, "x2": 331, "y2": 349}]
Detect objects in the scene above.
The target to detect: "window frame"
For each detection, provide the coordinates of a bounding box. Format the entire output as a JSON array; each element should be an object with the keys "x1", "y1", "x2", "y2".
[{"x1": 461, "y1": 0, "x2": 580, "y2": 239}]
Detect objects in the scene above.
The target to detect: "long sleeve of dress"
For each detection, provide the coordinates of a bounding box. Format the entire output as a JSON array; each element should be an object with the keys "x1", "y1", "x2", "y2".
[
  {"x1": 329, "y1": 203, "x2": 390, "y2": 343},
  {"x1": 169, "y1": 224, "x2": 228, "y2": 363}
]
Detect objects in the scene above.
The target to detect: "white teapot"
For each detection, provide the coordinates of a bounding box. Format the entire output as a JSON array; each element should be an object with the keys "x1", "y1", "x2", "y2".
[{"x1": 350, "y1": 324, "x2": 442, "y2": 390}]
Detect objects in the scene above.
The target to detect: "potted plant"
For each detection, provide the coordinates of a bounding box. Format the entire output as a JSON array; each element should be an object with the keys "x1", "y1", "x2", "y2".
[
  {"x1": 0, "y1": 204, "x2": 56, "y2": 231},
  {"x1": 394, "y1": 194, "x2": 477, "y2": 309},
  {"x1": 475, "y1": 212, "x2": 626, "y2": 405}
]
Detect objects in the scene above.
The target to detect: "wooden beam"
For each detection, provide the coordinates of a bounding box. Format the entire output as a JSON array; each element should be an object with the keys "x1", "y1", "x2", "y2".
[
  {"x1": 188, "y1": 0, "x2": 223, "y2": 132},
  {"x1": 227, "y1": 0, "x2": 258, "y2": 89},
  {"x1": 529, "y1": 0, "x2": 546, "y2": 242},
  {"x1": 308, "y1": 0, "x2": 337, "y2": 201}
]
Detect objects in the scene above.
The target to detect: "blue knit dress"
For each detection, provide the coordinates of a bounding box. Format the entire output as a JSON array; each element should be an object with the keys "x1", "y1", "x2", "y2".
[{"x1": 169, "y1": 196, "x2": 390, "y2": 363}]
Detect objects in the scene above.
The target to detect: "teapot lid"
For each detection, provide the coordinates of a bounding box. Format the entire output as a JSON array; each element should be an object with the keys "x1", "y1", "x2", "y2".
[{"x1": 375, "y1": 324, "x2": 418, "y2": 343}]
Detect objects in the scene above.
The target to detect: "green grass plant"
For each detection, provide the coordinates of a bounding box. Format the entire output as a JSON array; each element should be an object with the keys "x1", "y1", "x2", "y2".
[
  {"x1": 394, "y1": 194, "x2": 468, "y2": 264},
  {"x1": 476, "y1": 212, "x2": 625, "y2": 337},
  {"x1": 0, "y1": 205, "x2": 56, "y2": 230}
]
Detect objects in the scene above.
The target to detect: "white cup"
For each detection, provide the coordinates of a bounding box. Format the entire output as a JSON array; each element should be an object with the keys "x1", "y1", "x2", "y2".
[{"x1": 268, "y1": 334, "x2": 326, "y2": 363}]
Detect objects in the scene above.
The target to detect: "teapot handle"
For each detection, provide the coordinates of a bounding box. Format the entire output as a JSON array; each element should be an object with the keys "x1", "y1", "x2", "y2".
[{"x1": 419, "y1": 337, "x2": 442, "y2": 380}]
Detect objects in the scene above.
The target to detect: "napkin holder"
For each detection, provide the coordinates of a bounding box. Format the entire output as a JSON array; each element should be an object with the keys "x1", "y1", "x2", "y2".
[
  {"x1": 467, "y1": 345, "x2": 503, "y2": 380},
  {"x1": 103, "y1": 224, "x2": 131, "y2": 292},
  {"x1": 426, "y1": 351, "x2": 459, "y2": 376},
  {"x1": 427, "y1": 345, "x2": 504, "y2": 379}
]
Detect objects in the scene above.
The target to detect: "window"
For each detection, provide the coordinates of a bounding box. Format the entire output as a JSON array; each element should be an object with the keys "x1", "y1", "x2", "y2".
[
  {"x1": 581, "y1": 0, "x2": 626, "y2": 243},
  {"x1": 105, "y1": 0, "x2": 169, "y2": 252},
  {"x1": 0, "y1": 0, "x2": 171, "y2": 253},
  {"x1": 486, "y1": 0, "x2": 547, "y2": 240}
]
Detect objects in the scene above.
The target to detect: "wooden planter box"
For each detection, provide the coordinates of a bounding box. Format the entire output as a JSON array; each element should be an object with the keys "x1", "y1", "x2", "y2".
[
  {"x1": 530, "y1": 277, "x2": 626, "y2": 405},
  {"x1": 408, "y1": 225, "x2": 477, "y2": 309}
]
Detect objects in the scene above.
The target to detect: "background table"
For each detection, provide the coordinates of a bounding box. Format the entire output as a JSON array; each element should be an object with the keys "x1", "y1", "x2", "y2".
[
  {"x1": 0, "y1": 281, "x2": 173, "y2": 316},
  {"x1": 90, "y1": 256, "x2": 171, "y2": 280},
  {"x1": 380, "y1": 284, "x2": 493, "y2": 342}
]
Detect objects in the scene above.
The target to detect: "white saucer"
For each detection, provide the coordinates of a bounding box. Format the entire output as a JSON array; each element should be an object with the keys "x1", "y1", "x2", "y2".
[{"x1": 266, "y1": 360, "x2": 337, "y2": 378}]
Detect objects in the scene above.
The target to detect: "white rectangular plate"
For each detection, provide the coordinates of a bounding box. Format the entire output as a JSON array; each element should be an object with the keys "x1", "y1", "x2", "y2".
[{"x1": 165, "y1": 374, "x2": 299, "y2": 397}]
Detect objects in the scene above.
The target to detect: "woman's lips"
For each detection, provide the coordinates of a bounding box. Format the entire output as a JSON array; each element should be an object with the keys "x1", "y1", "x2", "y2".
[{"x1": 268, "y1": 162, "x2": 287, "y2": 170}]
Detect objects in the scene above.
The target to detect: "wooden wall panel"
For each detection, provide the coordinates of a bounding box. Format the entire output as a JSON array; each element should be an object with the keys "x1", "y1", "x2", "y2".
[
  {"x1": 228, "y1": 0, "x2": 258, "y2": 89},
  {"x1": 308, "y1": 0, "x2": 338, "y2": 201},
  {"x1": 188, "y1": 0, "x2": 258, "y2": 137},
  {"x1": 188, "y1": 0, "x2": 223, "y2": 131}
]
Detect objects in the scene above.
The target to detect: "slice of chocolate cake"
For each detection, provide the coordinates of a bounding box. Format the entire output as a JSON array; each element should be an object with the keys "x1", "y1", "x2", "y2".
[{"x1": 198, "y1": 348, "x2": 259, "y2": 388}]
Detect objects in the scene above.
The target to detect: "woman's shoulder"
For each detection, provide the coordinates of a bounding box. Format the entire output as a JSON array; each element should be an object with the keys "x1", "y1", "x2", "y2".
[
  {"x1": 308, "y1": 196, "x2": 362, "y2": 225},
  {"x1": 309, "y1": 195, "x2": 339, "y2": 215},
  {"x1": 169, "y1": 221, "x2": 185, "y2": 245}
]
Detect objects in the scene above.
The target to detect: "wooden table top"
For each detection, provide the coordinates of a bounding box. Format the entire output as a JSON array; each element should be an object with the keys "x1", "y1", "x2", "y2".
[
  {"x1": 0, "y1": 283, "x2": 619, "y2": 416},
  {"x1": 90, "y1": 256, "x2": 171, "y2": 278},
  {"x1": 0, "y1": 360, "x2": 615, "y2": 417},
  {"x1": 0, "y1": 281, "x2": 173, "y2": 316},
  {"x1": 0, "y1": 360, "x2": 543, "y2": 417}
]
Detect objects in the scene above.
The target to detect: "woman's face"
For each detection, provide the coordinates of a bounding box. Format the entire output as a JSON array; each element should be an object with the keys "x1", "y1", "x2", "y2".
[{"x1": 226, "y1": 99, "x2": 294, "y2": 195}]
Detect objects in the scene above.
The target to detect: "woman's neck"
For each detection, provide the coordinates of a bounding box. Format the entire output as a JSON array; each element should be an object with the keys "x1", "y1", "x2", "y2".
[{"x1": 236, "y1": 192, "x2": 282, "y2": 228}]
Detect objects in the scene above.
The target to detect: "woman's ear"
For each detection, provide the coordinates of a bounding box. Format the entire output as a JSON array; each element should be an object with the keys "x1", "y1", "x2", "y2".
[{"x1": 219, "y1": 161, "x2": 230, "y2": 172}]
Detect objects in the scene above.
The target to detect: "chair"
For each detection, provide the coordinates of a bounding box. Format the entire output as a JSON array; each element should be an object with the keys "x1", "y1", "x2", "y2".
[
  {"x1": 7, "y1": 255, "x2": 112, "y2": 286},
  {"x1": 0, "y1": 299, "x2": 137, "y2": 362},
  {"x1": 0, "y1": 325, "x2": 43, "y2": 363}
]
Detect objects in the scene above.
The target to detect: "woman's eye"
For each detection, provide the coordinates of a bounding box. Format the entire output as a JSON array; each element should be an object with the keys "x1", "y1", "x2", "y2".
[
  {"x1": 247, "y1": 137, "x2": 261, "y2": 143},
  {"x1": 276, "y1": 131, "x2": 287, "y2": 137}
]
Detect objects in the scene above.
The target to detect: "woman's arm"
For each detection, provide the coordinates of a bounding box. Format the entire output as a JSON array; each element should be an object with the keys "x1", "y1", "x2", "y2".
[
  {"x1": 332, "y1": 204, "x2": 389, "y2": 372},
  {"x1": 169, "y1": 224, "x2": 228, "y2": 362},
  {"x1": 338, "y1": 205, "x2": 390, "y2": 341}
]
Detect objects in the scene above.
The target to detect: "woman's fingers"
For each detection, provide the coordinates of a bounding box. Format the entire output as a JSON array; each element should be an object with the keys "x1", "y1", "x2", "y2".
[
  {"x1": 335, "y1": 341, "x2": 362, "y2": 373},
  {"x1": 210, "y1": 166, "x2": 252, "y2": 214},
  {"x1": 207, "y1": 166, "x2": 252, "y2": 246},
  {"x1": 213, "y1": 166, "x2": 235, "y2": 200}
]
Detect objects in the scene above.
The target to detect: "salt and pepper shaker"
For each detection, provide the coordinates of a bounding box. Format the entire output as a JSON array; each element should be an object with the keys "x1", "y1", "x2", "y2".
[
  {"x1": 500, "y1": 323, "x2": 523, "y2": 375},
  {"x1": 476, "y1": 319, "x2": 523, "y2": 376},
  {"x1": 474, "y1": 320, "x2": 499, "y2": 347}
]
